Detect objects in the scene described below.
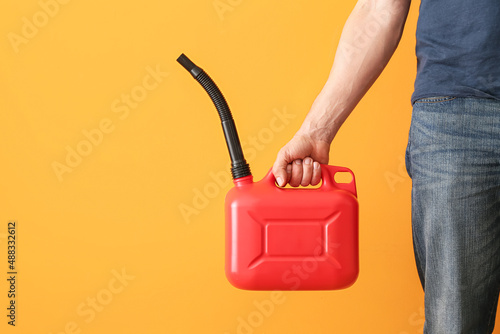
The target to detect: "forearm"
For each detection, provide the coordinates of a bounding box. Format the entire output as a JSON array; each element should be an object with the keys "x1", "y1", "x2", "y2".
[{"x1": 298, "y1": 0, "x2": 411, "y2": 143}]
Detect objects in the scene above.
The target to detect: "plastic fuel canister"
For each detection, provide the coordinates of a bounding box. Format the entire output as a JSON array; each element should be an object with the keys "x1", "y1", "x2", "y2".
[{"x1": 178, "y1": 54, "x2": 359, "y2": 290}]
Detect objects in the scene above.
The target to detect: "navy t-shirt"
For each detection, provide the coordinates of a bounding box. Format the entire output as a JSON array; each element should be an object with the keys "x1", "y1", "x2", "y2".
[{"x1": 412, "y1": 0, "x2": 500, "y2": 103}]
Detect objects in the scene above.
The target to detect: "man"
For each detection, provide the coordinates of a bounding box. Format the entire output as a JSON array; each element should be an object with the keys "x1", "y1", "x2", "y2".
[{"x1": 272, "y1": 0, "x2": 500, "y2": 333}]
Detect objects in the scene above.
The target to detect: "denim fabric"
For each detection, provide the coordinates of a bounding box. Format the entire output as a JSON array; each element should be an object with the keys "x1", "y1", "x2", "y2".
[{"x1": 406, "y1": 97, "x2": 500, "y2": 333}]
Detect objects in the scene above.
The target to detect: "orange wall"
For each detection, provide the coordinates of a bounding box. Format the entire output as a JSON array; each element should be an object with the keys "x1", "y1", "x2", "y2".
[{"x1": 1, "y1": 0, "x2": 499, "y2": 333}]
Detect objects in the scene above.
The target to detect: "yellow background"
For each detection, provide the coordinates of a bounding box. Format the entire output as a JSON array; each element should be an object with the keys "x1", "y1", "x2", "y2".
[{"x1": 1, "y1": 0, "x2": 498, "y2": 333}]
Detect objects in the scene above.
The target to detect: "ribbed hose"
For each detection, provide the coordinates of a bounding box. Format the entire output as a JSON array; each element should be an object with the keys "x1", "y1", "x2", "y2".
[
  {"x1": 177, "y1": 54, "x2": 251, "y2": 180},
  {"x1": 195, "y1": 72, "x2": 232, "y2": 122}
]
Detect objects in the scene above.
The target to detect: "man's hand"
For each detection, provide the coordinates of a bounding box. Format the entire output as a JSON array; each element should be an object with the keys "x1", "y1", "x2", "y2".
[{"x1": 272, "y1": 134, "x2": 330, "y2": 187}]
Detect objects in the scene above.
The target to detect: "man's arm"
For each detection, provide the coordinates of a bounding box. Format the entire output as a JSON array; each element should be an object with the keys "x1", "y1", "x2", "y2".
[{"x1": 273, "y1": 0, "x2": 411, "y2": 187}]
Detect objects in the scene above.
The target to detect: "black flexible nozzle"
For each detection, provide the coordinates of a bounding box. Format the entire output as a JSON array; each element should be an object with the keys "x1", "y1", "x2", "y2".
[
  {"x1": 177, "y1": 53, "x2": 251, "y2": 180},
  {"x1": 177, "y1": 54, "x2": 202, "y2": 78}
]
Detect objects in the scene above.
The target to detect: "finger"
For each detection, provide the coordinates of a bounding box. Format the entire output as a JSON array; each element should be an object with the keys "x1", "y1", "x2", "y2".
[
  {"x1": 311, "y1": 161, "x2": 322, "y2": 186},
  {"x1": 272, "y1": 149, "x2": 290, "y2": 187},
  {"x1": 289, "y1": 159, "x2": 303, "y2": 187},
  {"x1": 285, "y1": 163, "x2": 293, "y2": 185},
  {"x1": 301, "y1": 157, "x2": 313, "y2": 186}
]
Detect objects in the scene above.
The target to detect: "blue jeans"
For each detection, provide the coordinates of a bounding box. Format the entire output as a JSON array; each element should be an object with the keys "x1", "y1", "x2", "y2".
[{"x1": 405, "y1": 97, "x2": 500, "y2": 334}]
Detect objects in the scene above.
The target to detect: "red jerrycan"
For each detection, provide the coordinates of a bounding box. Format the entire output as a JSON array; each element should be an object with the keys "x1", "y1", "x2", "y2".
[
  {"x1": 226, "y1": 167, "x2": 358, "y2": 290},
  {"x1": 177, "y1": 54, "x2": 359, "y2": 291}
]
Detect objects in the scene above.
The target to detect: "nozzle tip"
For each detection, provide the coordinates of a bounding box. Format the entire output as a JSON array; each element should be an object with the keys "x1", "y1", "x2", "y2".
[{"x1": 177, "y1": 54, "x2": 197, "y2": 73}]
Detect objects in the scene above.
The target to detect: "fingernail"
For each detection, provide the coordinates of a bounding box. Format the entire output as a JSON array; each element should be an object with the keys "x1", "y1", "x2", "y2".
[
  {"x1": 286, "y1": 164, "x2": 292, "y2": 173},
  {"x1": 314, "y1": 161, "x2": 320, "y2": 169},
  {"x1": 304, "y1": 157, "x2": 312, "y2": 165},
  {"x1": 295, "y1": 160, "x2": 302, "y2": 165},
  {"x1": 276, "y1": 177, "x2": 283, "y2": 186}
]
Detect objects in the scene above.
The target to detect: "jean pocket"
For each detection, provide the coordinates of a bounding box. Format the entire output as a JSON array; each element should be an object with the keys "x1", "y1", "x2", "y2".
[
  {"x1": 413, "y1": 96, "x2": 457, "y2": 104},
  {"x1": 405, "y1": 140, "x2": 412, "y2": 179}
]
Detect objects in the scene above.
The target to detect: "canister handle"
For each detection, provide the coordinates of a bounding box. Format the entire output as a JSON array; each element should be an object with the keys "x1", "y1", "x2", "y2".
[
  {"x1": 320, "y1": 165, "x2": 357, "y2": 197},
  {"x1": 264, "y1": 164, "x2": 357, "y2": 197}
]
